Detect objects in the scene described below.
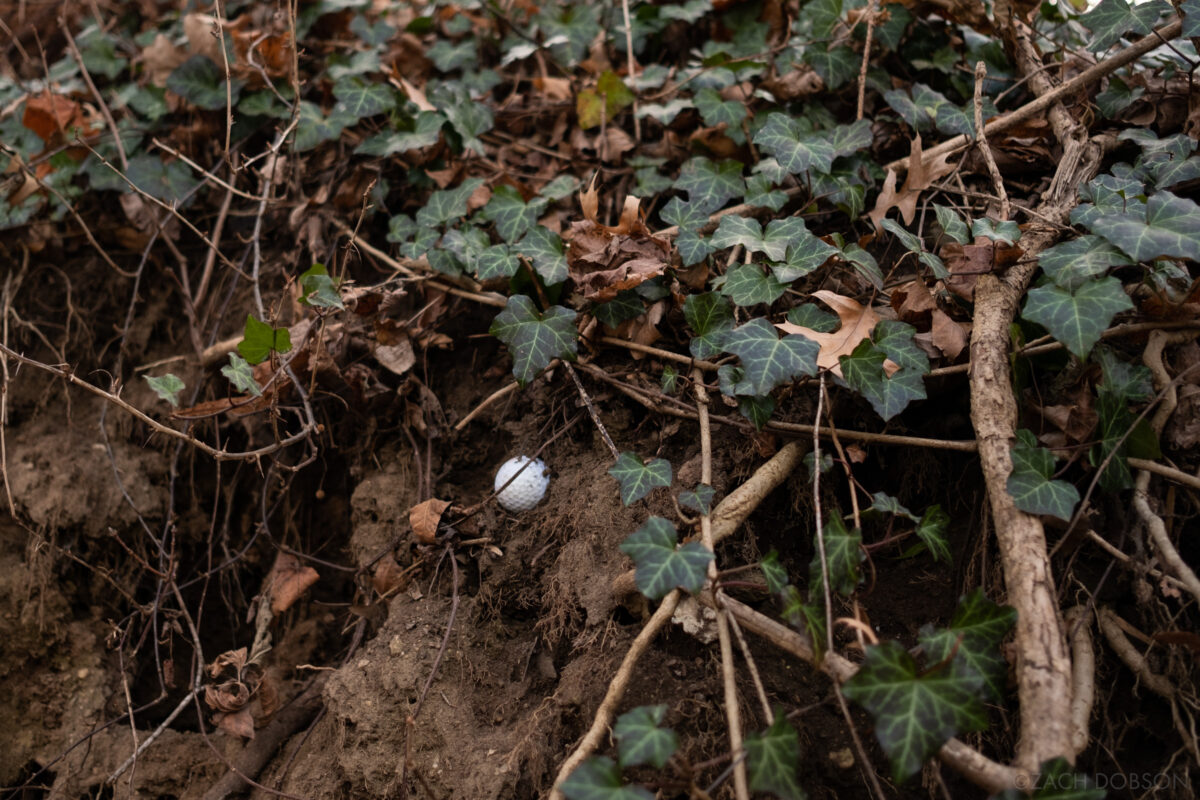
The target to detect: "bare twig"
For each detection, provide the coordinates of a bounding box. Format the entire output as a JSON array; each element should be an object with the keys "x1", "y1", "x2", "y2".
[
  {"x1": 973, "y1": 60, "x2": 1009, "y2": 220},
  {"x1": 565, "y1": 362, "x2": 619, "y2": 460}
]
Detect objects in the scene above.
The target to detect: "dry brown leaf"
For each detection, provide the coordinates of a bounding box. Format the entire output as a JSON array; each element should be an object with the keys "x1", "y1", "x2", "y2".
[
  {"x1": 930, "y1": 309, "x2": 969, "y2": 360},
  {"x1": 776, "y1": 290, "x2": 883, "y2": 375},
  {"x1": 409, "y1": 498, "x2": 450, "y2": 545},
  {"x1": 533, "y1": 76, "x2": 573, "y2": 102},
  {"x1": 374, "y1": 335, "x2": 415, "y2": 376},
  {"x1": 206, "y1": 648, "x2": 249, "y2": 680},
  {"x1": 213, "y1": 708, "x2": 256, "y2": 739},
  {"x1": 142, "y1": 34, "x2": 186, "y2": 87},
  {"x1": 613, "y1": 299, "x2": 666, "y2": 354},
  {"x1": 890, "y1": 280, "x2": 936, "y2": 325},
  {"x1": 268, "y1": 552, "x2": 319, "y2": 615},
  {"x1": 869, "y1": 135, "x2": 957, "y2": 231},
  {"x1": 372, "y1": 555, "x2": 410, "y2": 596}
]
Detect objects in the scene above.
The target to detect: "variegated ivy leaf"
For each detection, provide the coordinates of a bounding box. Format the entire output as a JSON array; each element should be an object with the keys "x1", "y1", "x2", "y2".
[
  {"x1": 970, "y1": 217, "x2": 1021, "y2": 246},
  {"x1": 481, "y1": 184, "x2": 548, "y2": 243},
  {"x1": 711, "y1": 216, "x2": 812, "y2": 262},
  {"x1": 722, "y1": 318, "x2": 819, "y2": 396},
  {"x1": 683, "y1": 292, "x2": 734, "y2": 359},
  {"x1": 753, "y1": 112, "x2": 836, "y2": 175},
  {"x1": 475, "y1": 244, "x2": 521, "y2": 279},
  {"x1": 332, "y1": 76, "x2": 397, "y2": 119},
  {"x1": 608, "y1": 452, "x2": 672, "y2": 505},
  {"x1": 1090, "y1": 190, "x2": 1200, "y2": 262},
  {"x1": 1021, "y1": 277, "x2": 1133, "y2": 358},
  {"x1": 744, "y1": 715, "x2": 805, "y2": 800},
  {"x1": 717, "y1": 264, "x2": 788, "y2": 306},
  {"x1": 145, "y1": 373, "x2": 185, "y2": 407},
  {"x1": 1038, "y1": 235, "x2": 1134, "y2": 290},
  {"x1": 1080, "y1": 0, "x2": 1170, "y2": 52},
  {"x1": 619, "y1": 516, "x2": 713, "y2": 599},
  {"x1": 840, "y1": 320, "x2": 929, "y2": 420},
  {"x1": 694, "y1": 87, "x2": 746, "y2": 130},
  {"x1": 933, "y1": 203, "x2": 970, "y2": 245},
  {"x1": 489, "y1": 295, "x2": 578, "y2": 385},
  {"x1": 919, "y1": 588, "x2": 1016, "y2": 703},
  {"x1": 675, "y1": 157, "x2": 745, "y2": 214},
  {"x1": 613, "y1": 706, "x2": 678, "y2": 770},
  {"x1": 517, "y1": 226, "x2": 569, "y2": 284},
  {"x1": 416, "y1": 178, "x2": 485, "y2": 227},
  {"x1": 809, "y1": 511, "x2": 863, "y2": 597},
  {"x1": 1006, "y1": 429, "x2": 1080, "y2": 521}
]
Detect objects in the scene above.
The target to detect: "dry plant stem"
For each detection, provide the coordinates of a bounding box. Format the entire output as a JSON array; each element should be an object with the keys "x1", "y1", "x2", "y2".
[
  {"x1": 1128, "y1": 457, "x2": 1200, "y2": 492},
  {"x1": 621, "y1": 0, "x2": 641, "y2": 142},
  {"x1": 710, "y1": 440, "x2": 805, "y2": 542},
  {"x1": 1064, "y1": 606, "x2": 1095, "y2": 757},
  {"x1": 693, "y1": 370, "x2": 749, "y2": 800},
  {"x1": 0, "y1": 343, "x2": 314, "y2": 461},
  {"x1": 107, "y1": 689, "x2": 198, "y2": 782},
  {"x1": 549, "y1": 590, "x2": 683, "y2": 800},
  {"x1": 1135, "y1": 330, "x2": 1200, "y2": 603},
  {"x1": 965, "y1": 16, "x2": 1113, "y2": 772},
  {"x1": 884, "y1": 18, "x2": 1183, "y2": 175},
  {"x1": 711, "y1": 594, "x2": 1022, "y2": 793},
  {"x1": 856, "y1": 0, "x2": 877, "y2": 121},
  {"x1": 725, "y1": 610, "x2": 772, "y2": 721},
  {"x1": 61, "y1": 17, "x2": 126, "y2": 170},
  {"x1": 453, "y1": 380, "x2": 520, "y2": 431},
  {"x1": 973, "y1": 60, "x2": 1009, "y2": 220},
  {"x1": 1082, "y1": 529, "x2": 1186, "y2": 591},
  {"x1": 598, "y1": 335, "x2": 720, "y2": 371},
  {"x1": 1096, "y1": 607, "x2": 1176, "y2": 700},
  {"x1": 566, "y1": 362, "x2": 620, "y2": 460}
]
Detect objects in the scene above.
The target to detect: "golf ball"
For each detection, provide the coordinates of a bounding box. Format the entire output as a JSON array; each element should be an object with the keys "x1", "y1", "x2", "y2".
[{"x1": 494, "y1": 456, "x2": 550, "y2": 512}]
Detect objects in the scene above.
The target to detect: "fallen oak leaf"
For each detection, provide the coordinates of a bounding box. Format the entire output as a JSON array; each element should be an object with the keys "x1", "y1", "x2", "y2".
[
  {"x1": 869, "y1": 134, "x2": 957, "y2": 231},
  {"x1": 409, "y1": 497, "x2": 451, "y2": 545},
  {"x1": 776, "y1": 290, "x2": 891, "y2": 376}
]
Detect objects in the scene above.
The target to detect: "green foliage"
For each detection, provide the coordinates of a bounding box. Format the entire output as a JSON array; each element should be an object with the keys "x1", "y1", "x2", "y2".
[
  {"x1": 298, "y1": 264, "x2": 344, "y2": 309},
  {"x1": 220, "y1": 353, "x2": 261, "y2": 397},
  {"x1": 613, "y1": 705, "x2": 678, "y2": 769},
  {"x1": 753, "y1": 113, "x2": 836, "y2": 175},
  {"x1": 145, "y1": 374, "x2": 185, "y2": 407},
  {"x1": 718, "y1": 264, "x2": 788, "y2": 306},
  {"x1": 676, "y1": 157, "x2": 745, "y2": 213},
  {"x1": 517, "y1": 226, "x2": 569, "y2": 284},
  {"x1": 482, "y1": 185, "x2": 548, "y2": 243},
  {"x1": 559, "y1": 756, "x2": 653, "y2": 800},
  {"x1": 919, "y1": 588, "x2": 1017, "y2": 703},
  {"x1": 934, "y1": 203, "x2": 971, "y2": 244},
  {"x1": 722, "y1": 319, "x2": 820, "y2": 396},
  {"x1": 684, "y1": 292, "x2": 734, "y2": 359},
  {"x1": 238, "y1": 314, "x2": 292, "y2": 365},
  {"x1": 1089, "y1": 191, "x2": 1200, "y2": 262},
  {"x1": 333, "y1": 77, "x2": 397, "y2": 119},
  {"x1": 608, "y1": 452, "x2": 673, "y2": 505},
  {"x1": 842, "y1": 640, "x2": 989, "y2": 782},
  {"x1": 167, "y1": 55, "x2": 243, "y2": 110},
  {"x1": 915, "y1": 505, "x2": 951, "y2": 563},
  {"x1": 840, "y1": 320, "x2": 929, "y2": 420},
  {"x1": 1091, "y1": 348, "x2": 1159, "y2": 491},
  {"x1": 489, "y1": 295, "x2": 578, "y2": 385},
  {"x1": 744, "y1": 714, "x2": 806, "y2": 799},
  {"x1": 1080, "y1": 0, "x2": 1169, "y2": 52},
  {"x1": 1006, "y1": 430, "x2": 1081, "y2": 521},
  {"x1": 679, "y1": 484, "x2": 714, "y2": 515},
  {"x1": 619, "y1": 517, "x2": 713, "y2": 599},
  {"x1": 1021, "y1": 277, "x2": 1133, "y2": 359},
  {"x1": 809, "y1": 512, "x2": 863, "y2": 597},
  {"x1": 1037, "y1": 236, "x2": 1133, "y2": 291}
]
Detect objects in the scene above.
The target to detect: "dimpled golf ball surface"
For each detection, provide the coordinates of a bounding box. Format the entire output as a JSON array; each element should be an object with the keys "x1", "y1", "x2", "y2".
[{"x1": 494, "y1": 456, "x2": 550, "y2": 512}]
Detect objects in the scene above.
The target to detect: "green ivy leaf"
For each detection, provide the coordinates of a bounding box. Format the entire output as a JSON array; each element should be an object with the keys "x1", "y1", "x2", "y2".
[
  {"x1": 722, "y1": 318, "x2": 820, "y2": 396},
  {"x1": 613, "y1": 705, "x2": 678, "y2": 769},
  {"x1": 739, "y1": 394, "x2": 775, "y2": 428},
  {"x1": 744, "y1": 714, "x2": 806, "y2": 800},
  {"x1": 354, "y1": 111, "x2": 445, "y2": 156},
  {"x1": 144, "y1": 373, "x2": 185, "y2": 407},
  {"x1": 1092, "y1": 349, "x2": 1159, "y2": 491},
  {"x1": 712, "y1": 216, "x2": 812, "y2": 262},
  {"x1": 869, "y1": 492, "x2": 918, "y2": 521},
  {"x1": 753, "y1": 113, "x2": 836, "y2": 175},
  {"x1": 426, "y1": 38, "x2": 476, "y2": 72},
  {"x1": 595, "y1": 291, "x2": 645, "y2": 329},
  {"x1": 1096, "y1": 75, "x2": 1144, "y2": 118},
  {"x1": 609, "y1": 452, "x2": 673, "y2": 505},
  {"x1": 167, "y1": 55, "x2": 243, "y2": 110},
  {"x1": 475, "y1": 244, "x2": 521, "y2": 279},
  {"x1": 333, "y1": 76, "x2": 397, "y2": 119},
  {"x1": 842, "y1": 641, "x2": 988, "y2": 782},
  {"x1": 919, "y1": 588, "x2": 1017, "y2": 704},
  {"x1": 237, "y1": 314, "x2": 292, "y2": 365},
  {"x1": 1080, "y1": 0, "x2": 1169, "y2": 52},
  {"x1": 839, "y1": 243, "x2": 883, "y2": 289},
  {"x1": 684, "y1": 292, "x2": 734, "y2": 359},
  {"x1": 993, "y1": 757, "x2": 1106, "y2": 799},
  {"x1": 1006, "y1": 430, "x2": 1081, "y2": 521},
  {"x1": 718, "y1": 264, "x2": 788, "y2": 306},
  {"x1": 1021, "y1": 277, "x2": 1133, "y2": 358},
  {"x1": 694, "y1": 87, "x2": 746, "y2": 129},
  {"x1": 760, "y1": 551, "x2": 789, "y2": 595},
  {"x1": 517, "y1": 226, "x2": 569, "y2": 285},
  {"x1": 676, "y1": 157, "x2": 745, "y2": 214},
  {"x1": 416, "y1": 178, "x2": 485, "y2": 227},
  {"x1": 803, "y1": 0, "x2": 844, "y2": 37},
  {"x1": 1091, "y1": 190, "x2": 1200, "y2": 261},
  {"x1": 970, "y1": 217, "x2": 1021, "y2": 246},
  {"x1": 786, "y1": 303, "x2": 838, "y2": 331},
  {"x1": 298, "y1": 263, "x2": 344, "y2": 309},
  {"x1": 1038, "y1": 235, "x2": 1134, "y2": 291},
  {"x1": 482, "y1": 184, "x2": 548, "y2": 243},
  {"x1": 824, "y1": 119, "x2": 873, "y2": 159},
  {"x1": 743, "y1": 174, "x2": 788, "y2": 211},
  {"x1": 220, "y1": 353, "x2": 262, "y2": 397},
  {"x1": 841, "y1": 321, "x2": 928, "y2": 421},
  {"x1": 619, "y1": 517, "x2": 714, "y2": 600},
  {"x1": 934, "y1": 203, "x2": 970, "y2": 244},
  {"x1": 489, "y1": 295, "x2": 578, "y2": 385},
  {"x1": 559, "y1": 756, "x2": 653, "y2": 800},
  {"x1": 1185, "y1": 0, "x2": 1200, "y2": 37},
  {"x1": 809, "y1": 512, "x2": 863, "y2": 597},
  {"x1": 916, "y1": 505, "x2": 951, "y2": 563},
  {"x1": 881, "y1": 219, "x2": 948, "y2": 279},
  {"x1": 540, "y1": 174, "x2": 580, "y2": 201},
  {"x1": 680, "y1": 484, "x2": 715, "y2": 516},
  {"x1": 771, "y1": 234, "x2": 839, "y2": 282},
  {"x1": 806, "y1": 45, "x2": 858, "y2": 91}
]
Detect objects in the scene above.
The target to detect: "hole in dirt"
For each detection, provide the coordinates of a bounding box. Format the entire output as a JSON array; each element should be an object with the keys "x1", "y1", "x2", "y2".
[
  {"x1": 77, "y1": 784, "x2": 113, "y2": 800},
  {"x1": 8, "y1": 760, "x2": 55, "y2": 800},
  {"x1": 609, "y1": 605, "x2": 639, "y2": 626}
]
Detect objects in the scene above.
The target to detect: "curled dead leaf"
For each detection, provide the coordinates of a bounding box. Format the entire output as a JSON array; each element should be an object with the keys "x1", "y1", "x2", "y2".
[
  {"x1": 268, "y1": 552, "x2": 319, "y2": 615},
  {"x1": 213, "y1": 708, "x2": 256, "y2": 739},
  {"x1": 776, "y1": 290, "x2": 883, "y2": 376},
  {"x1": 409, "y1": 498, "x2": 451, "y2": 545}
]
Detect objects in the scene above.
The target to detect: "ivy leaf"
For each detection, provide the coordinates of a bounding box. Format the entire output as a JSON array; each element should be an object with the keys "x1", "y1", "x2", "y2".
[
  {"x1": 298, "y1": 263, "x2": 344, "y2": 309},
  {"x1": 1021, "y1": 277, "x2": 1133, "y2": 358},
  {"x1": 332, "y1": 77, "x2": 396, "y2": 119},
  {"x1": 694, "y1": 87, "x2": 746, "y2": 129},
  {"x1": 680, "y1": 484, "x2": 715, "y2": 515},
  {"x1": 786, "y1": 303, "x2": 838, "y2": 331},
  {"x1": 712, "y1": 216, "x2": 811, "y2": 262},
  {"x1": 609, "y1": 452, "x2": 673, "y2": 505},
  {"x1": 809, "y1": 512, "x2": 863, "y2": 597},
  {"x1": 841, "y1": 641, "x2": 988, "y2": 782},
  {"x1": 869, "y1": 492, "x2": 918, "y2": 522},
  {"x1": 517, "y1": 226, "x2": 569, "y2": 284},
  {"x1": 739, "y1": 394, "x2": 775, "y2": 429},
  {"x1": 237, "y1": 314, "x2": 292, "y2": 365},
  {"x1": 839, "y1": 243, "x2": 883, "y2": 289},
  {"x1": 416, "y1": 178, "x2": 484, "y2": 227},
  {"x1": 934, "y1": 203, "x2": 970, "y2": 244},
  {"x1": 760, "y1": 551, "x2": 789, "y2": 595},
  {"x1": 753, "y1": 113, "x2": 836, "y2": 175},
  {"x1": 744, "y1": 715, "x2": 806, "y2": 800},
  {"x1": 970, "y1": 217, "x2": 1021, "y2": 246},
  {"x1": 743, "y1": 174, "x2": 788, "y2": 211},
  {"x1": 489, "y1": 295, "x2": 578, "y2": 385},
  {"x1": 1038, "y1": 235, "x2": 1133, "y2": 291},
  {"x1": 1080, "y1": 0, "x2": 1169, "y2": 52},
  {"x1": 145, "y1": 374, "x2": 185, "y2": 407},
  {"x1": 613, "y1": 705, "x2": 678, "y2": 769},
  {"x1": 916, "y1": 505, "x2": 951, "y2": 563},
  {"x1": 1006, "y1": 430, "x2": 1080, "y2": 521},
  {"x1": 167, "y1": 55, "x2": 243, "y2": 110},
  {"x1": 919, "y1": 588, "x2": 1017, "y2": 704},
  {"x1": 442, "y1": 96, "x2": 494, "y2": 154},
  {"x1": 718, "y1": 264, "x2": 788, "y2": 306},
  {"x1": 803, "y1": 0, "x2": 844, "y2": 37},
  {"x1": 881, "y1": 219, "x2": 947, "y2": 279},
  {"x1": 1092, "y1": 349, "x2": 1159, "y2": 491},
  {"x1": 684, "y1": 292, "x2": 734, "y2": 359},
  {"x1": 722, "y1": 318, "x2": 820, "y2": 396},
  {"x1": 482, "y1": 184, "x2": 547, "y2": 243},
  {"x1": 619, "y1": 517, "x2": 714, "y2": 600},
  {"x1": 220, "y1": 354, "x2": 262, "y2": 397},
  {"x1": 841, "y1": 321, "x2": 928, "y2": 421},
  {"x1": 993, "y1": 757, "x2": 1106, "y2": 800},
  {"x1": 1091, "y1": 190, "x2": 1200, "y2": 262},
  {"x1": 1185, "y1": 0, "x2": 1200, "y2": 37},
  {"x1": 1096, "y1": 75, "x2": 1144, "y2": 118},
  {"x1": 475, "y1": 244, "x2": 521, "y2": 279},
  {"x1": 806, "y1": 45, "x2": 858, "y2": 91},
  {"x1": 883, "y1": 88, "x2": 933, "y2": 132},
  {"x1": 824, "y1": 119, "x2": 873, "y2": 159},
  {"x1": 354, "y1": 111, "x2": 445, "y2": 156},
  {"x1": 676, "y1": 157, "x2": 745, "y2": 214},
  {"x1": 771, "y1": 234, "x2": 838, "y2": 282},
  {"x1": 594, "y1": 291, "x2": 645, "y2": 329},
  {"x1": 559, "y1": 756, "x2": 653, "y2": 800},
  {"x1": 426, "y1": 38, "x2": 476, "y2": 72}
]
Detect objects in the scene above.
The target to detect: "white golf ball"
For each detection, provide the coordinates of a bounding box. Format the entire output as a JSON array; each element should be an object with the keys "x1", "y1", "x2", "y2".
[{"x1": 494, "y1": 456, "x2": 550, "y2": 512}]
